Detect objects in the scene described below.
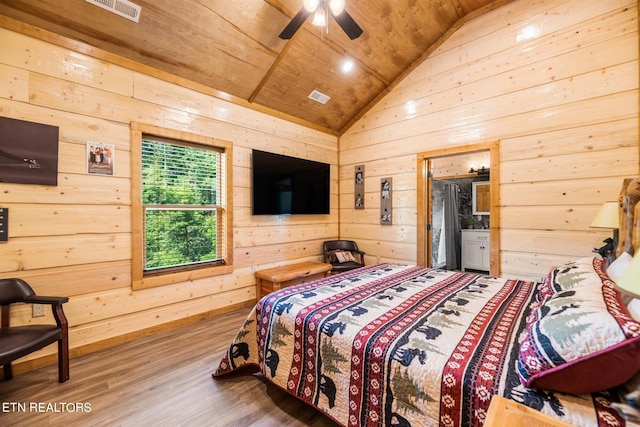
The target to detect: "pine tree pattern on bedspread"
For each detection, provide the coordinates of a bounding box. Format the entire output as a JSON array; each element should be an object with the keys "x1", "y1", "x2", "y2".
[{"x1": 213, "y1": 264, "x2": 627, "y2": 427}]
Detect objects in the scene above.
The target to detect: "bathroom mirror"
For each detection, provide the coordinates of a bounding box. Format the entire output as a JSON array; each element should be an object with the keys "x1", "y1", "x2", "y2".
[{"x1": 472, "y1": 181, "x2": 490, "y2": 215}]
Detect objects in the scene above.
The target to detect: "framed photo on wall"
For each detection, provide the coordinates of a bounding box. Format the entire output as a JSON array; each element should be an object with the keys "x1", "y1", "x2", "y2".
[
  {"x1": 87, "y1": 141, "x2": 115, "y2": 176},
  {"x1": 380, "y1": 177, "x2": 392, "y2": 225},
  {"x1": 355, "y1": 165, "x2": 364, "y2": 209}
]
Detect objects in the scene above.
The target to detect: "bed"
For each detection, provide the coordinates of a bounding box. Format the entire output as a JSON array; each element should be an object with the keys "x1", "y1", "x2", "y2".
[{"x1": 213, "y1": 258, "x2": 640, "y2": 426}]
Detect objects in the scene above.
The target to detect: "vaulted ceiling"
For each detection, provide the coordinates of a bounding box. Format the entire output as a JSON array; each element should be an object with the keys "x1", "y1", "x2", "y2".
[{"x1": 0, "y1": 0, "x2": 513, "y2": 134}]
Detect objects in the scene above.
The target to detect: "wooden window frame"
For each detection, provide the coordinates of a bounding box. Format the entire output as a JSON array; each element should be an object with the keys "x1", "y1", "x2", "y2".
[{"x1": 130, "y1": 122, "x2": 233, "y2": 290}]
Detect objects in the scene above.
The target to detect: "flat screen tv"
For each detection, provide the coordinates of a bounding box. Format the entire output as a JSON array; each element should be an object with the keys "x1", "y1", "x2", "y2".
[{"x1": 252, "y1": 150, "x2": 330, "y2": 215}]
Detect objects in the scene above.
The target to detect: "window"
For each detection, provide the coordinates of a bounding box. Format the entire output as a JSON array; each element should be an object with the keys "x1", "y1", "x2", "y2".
[{"x1": 131, "y1": 123, "x2": 232, "y2": 289}]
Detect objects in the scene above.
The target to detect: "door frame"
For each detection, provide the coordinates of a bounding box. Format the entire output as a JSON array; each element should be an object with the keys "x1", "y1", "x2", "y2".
[{"x1": 417, "y1": 140, "x2": 500, "y2": 276}]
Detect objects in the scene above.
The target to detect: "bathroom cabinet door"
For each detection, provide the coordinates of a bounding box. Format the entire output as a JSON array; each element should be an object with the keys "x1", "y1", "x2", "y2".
[{"x1": 461, "y1": 230, "x2": 490, "y2": 272}]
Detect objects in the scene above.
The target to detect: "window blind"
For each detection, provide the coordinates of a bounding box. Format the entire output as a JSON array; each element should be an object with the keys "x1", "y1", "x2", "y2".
[{"x1": 141, "y1": 138, "x2": 224, "y2": 271}]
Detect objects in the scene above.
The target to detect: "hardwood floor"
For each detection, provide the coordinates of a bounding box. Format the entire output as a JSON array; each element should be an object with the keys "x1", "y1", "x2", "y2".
[{"x1": 0, "y1": 307, "x2": 340, "y2": 427}]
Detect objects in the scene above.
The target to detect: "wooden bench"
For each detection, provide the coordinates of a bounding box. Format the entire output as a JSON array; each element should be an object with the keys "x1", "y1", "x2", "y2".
[{"x1": 255, "y1": 261, "x2": 332, "y2": 299}]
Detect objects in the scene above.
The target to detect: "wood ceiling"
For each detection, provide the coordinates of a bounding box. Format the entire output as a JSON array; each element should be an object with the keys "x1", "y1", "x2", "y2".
[{"x1": 0, "y1": 0, "x2": 513, "y2": 134}]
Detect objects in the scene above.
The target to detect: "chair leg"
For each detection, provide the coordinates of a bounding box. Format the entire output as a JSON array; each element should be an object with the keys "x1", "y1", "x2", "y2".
[
  {"x1": 53, "y1": 303, "x2": 70, "y2": 383},
  {"x1": 3, "y1": 363, "x2": 13, "y2": 380},
  {"x1": 58, "y1": 334, "x2": 69, "y2": 383}
]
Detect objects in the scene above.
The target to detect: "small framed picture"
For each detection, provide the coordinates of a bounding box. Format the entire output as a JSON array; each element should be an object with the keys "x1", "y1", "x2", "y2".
[
  {"x1": 355, "y1": 165, "x2": 364, "y2": 209},
  {"x1": 380, "y1": 178, "x2": 392, "y2": 225},
  {"x1": 87, "y1": 142, "x2": 115, "y2": 176}
]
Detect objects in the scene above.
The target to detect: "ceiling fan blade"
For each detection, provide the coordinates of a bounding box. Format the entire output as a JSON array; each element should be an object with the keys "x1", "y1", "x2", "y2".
[
  {"x1": 332, "y1": 9, "x2": 363, "y2": 40},
  {"x1": 279, "y1": 8, "x2": 311, "y2": 40}
]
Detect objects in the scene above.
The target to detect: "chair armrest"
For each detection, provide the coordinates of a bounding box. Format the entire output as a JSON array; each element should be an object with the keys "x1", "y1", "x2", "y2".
[
  {"x1": 24, "y1": 295, "x2": 69, "y2": 305},
  {"x1": 24, "y1": 295, "x2": 69, "y2": 331}
]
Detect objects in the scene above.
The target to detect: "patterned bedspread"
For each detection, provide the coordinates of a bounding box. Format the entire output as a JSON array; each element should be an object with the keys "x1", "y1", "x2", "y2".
[{"x1": 213, "y1": 264, "x2": 627, "y2": 427}]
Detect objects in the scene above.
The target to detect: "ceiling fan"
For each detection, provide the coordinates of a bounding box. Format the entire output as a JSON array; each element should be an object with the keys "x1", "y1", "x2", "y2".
[{"x1": 279, "y1": 0, "x2": 363, "y2": 40}]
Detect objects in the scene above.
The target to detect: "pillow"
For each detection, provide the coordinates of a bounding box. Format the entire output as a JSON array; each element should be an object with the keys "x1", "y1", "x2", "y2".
[
  {"x1": 517, "y1": 268, "x2": 640, "y2": 394},
  {"x1": 535, "y1": 257, "x2": 604, "y2": 303},
  {"x1": 334, "y1": 250, "x2": 355, "y2": 263},
  {"x1": 606, "y1": 252, "x2": 633, "y2": 283},
  {"x1": 327, "y1": 250, "x2": 339, "y2": 263}
]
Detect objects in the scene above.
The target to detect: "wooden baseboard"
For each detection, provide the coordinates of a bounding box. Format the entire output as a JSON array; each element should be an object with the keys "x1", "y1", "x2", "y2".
[{"x1": 11, "y1": 301, "x2": 254, "y2": 375}]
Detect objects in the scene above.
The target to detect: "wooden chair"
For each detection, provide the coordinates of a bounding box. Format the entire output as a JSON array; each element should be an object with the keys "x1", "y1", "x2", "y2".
[
  {"x1": 0, "y1": 278, "x2": 69, "y2": 383},
  {"x1": 323, "y1": 240, "x2": 366, "y2": 273}
]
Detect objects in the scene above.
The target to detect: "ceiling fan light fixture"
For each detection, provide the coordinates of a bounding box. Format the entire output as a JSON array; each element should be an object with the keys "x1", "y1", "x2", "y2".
[
  {"x1": 303, "y1": 0, "x2": 319, "y2": 13},
  {"x1": 328, "y1": 0, "x2": 345, "y2": 15},
  {"x1": 311, "y1": 8, "x2": 325, "y2": 26},
  {"x1": 279, "y1": 0, "x2": 362, "y2": 40}
]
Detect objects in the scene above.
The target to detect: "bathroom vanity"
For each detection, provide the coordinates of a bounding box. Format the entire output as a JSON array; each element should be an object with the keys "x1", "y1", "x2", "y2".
[{"x1": 461, "y1": 229, "x2": 490, "y2": 272}]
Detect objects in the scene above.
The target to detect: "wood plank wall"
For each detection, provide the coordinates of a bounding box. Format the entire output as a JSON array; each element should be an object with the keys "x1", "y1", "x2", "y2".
[
  {"x1": 0, "y1": 0, "x2": 637, "y2": 368},
  {"x1": 340, "y1": 0, "x2": 639, "y2": 280},
  {"x1": 0, "y1": 24, "x2": 338, "y2": 365}
]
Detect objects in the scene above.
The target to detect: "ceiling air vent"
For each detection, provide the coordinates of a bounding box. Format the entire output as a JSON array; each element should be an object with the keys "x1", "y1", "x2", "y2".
[
  {"x1": 85, "y1": 0, "x2": 141, "y2": 23},
  {"x1": 308, "y1": 90, "x2": 331, "y2": 105}
]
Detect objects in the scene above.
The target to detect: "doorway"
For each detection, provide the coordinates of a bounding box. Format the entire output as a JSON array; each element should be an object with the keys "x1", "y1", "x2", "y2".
[{"x1": 416, "y1": 141, "x2": 500, "y2": 276}]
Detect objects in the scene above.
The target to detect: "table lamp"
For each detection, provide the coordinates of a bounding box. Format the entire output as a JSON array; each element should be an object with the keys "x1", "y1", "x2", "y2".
[{"x1": 590, "y1": 201, "x2": 620, "y2": 266}]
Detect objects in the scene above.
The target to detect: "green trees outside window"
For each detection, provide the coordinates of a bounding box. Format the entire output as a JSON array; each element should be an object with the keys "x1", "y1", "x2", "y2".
[{"x1": 142, "y1": 139, "x2": 222, "y2": 271}]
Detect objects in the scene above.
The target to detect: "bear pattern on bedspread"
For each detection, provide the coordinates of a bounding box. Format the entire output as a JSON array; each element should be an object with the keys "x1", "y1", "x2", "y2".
[{"x1": 213, "y1": 263, "x2": 627, "y2": 427}]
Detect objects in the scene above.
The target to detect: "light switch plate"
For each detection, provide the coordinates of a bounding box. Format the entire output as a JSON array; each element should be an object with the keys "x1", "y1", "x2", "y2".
[{"x1": 0, "y1": 208, "x2": 7, "y2": 242}]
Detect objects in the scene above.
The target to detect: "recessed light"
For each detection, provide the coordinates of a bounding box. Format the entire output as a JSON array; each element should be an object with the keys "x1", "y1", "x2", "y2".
[{"x1": 340, "y1": 58, "x2": 355, "y2": 74}]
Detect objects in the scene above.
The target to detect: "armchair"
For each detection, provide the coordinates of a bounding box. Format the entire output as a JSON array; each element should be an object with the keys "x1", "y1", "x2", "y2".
[
  {"x1": 323, "y1": 240, "x2": 365, "y2": 273},
  {"x1": 0, "y1": 278, "x2": 69, "y2": 383}
]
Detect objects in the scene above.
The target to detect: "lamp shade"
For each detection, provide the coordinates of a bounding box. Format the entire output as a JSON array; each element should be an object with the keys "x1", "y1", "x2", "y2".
[
  {"x1": 590, "y1": 201, "x2": 619, "y2": 229},
  {"x1": 329, "y1": 0, "x2": 345, "y2": 15},
  {"x1": 616, "y1": 252, "x2": 640, "y2": 298},
  {"x1": 311, "y1": 8, "x2": 325, "y2": 26},
  {"x1": 303, "y1": 0, "x2": 319, "y2": 13}
]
